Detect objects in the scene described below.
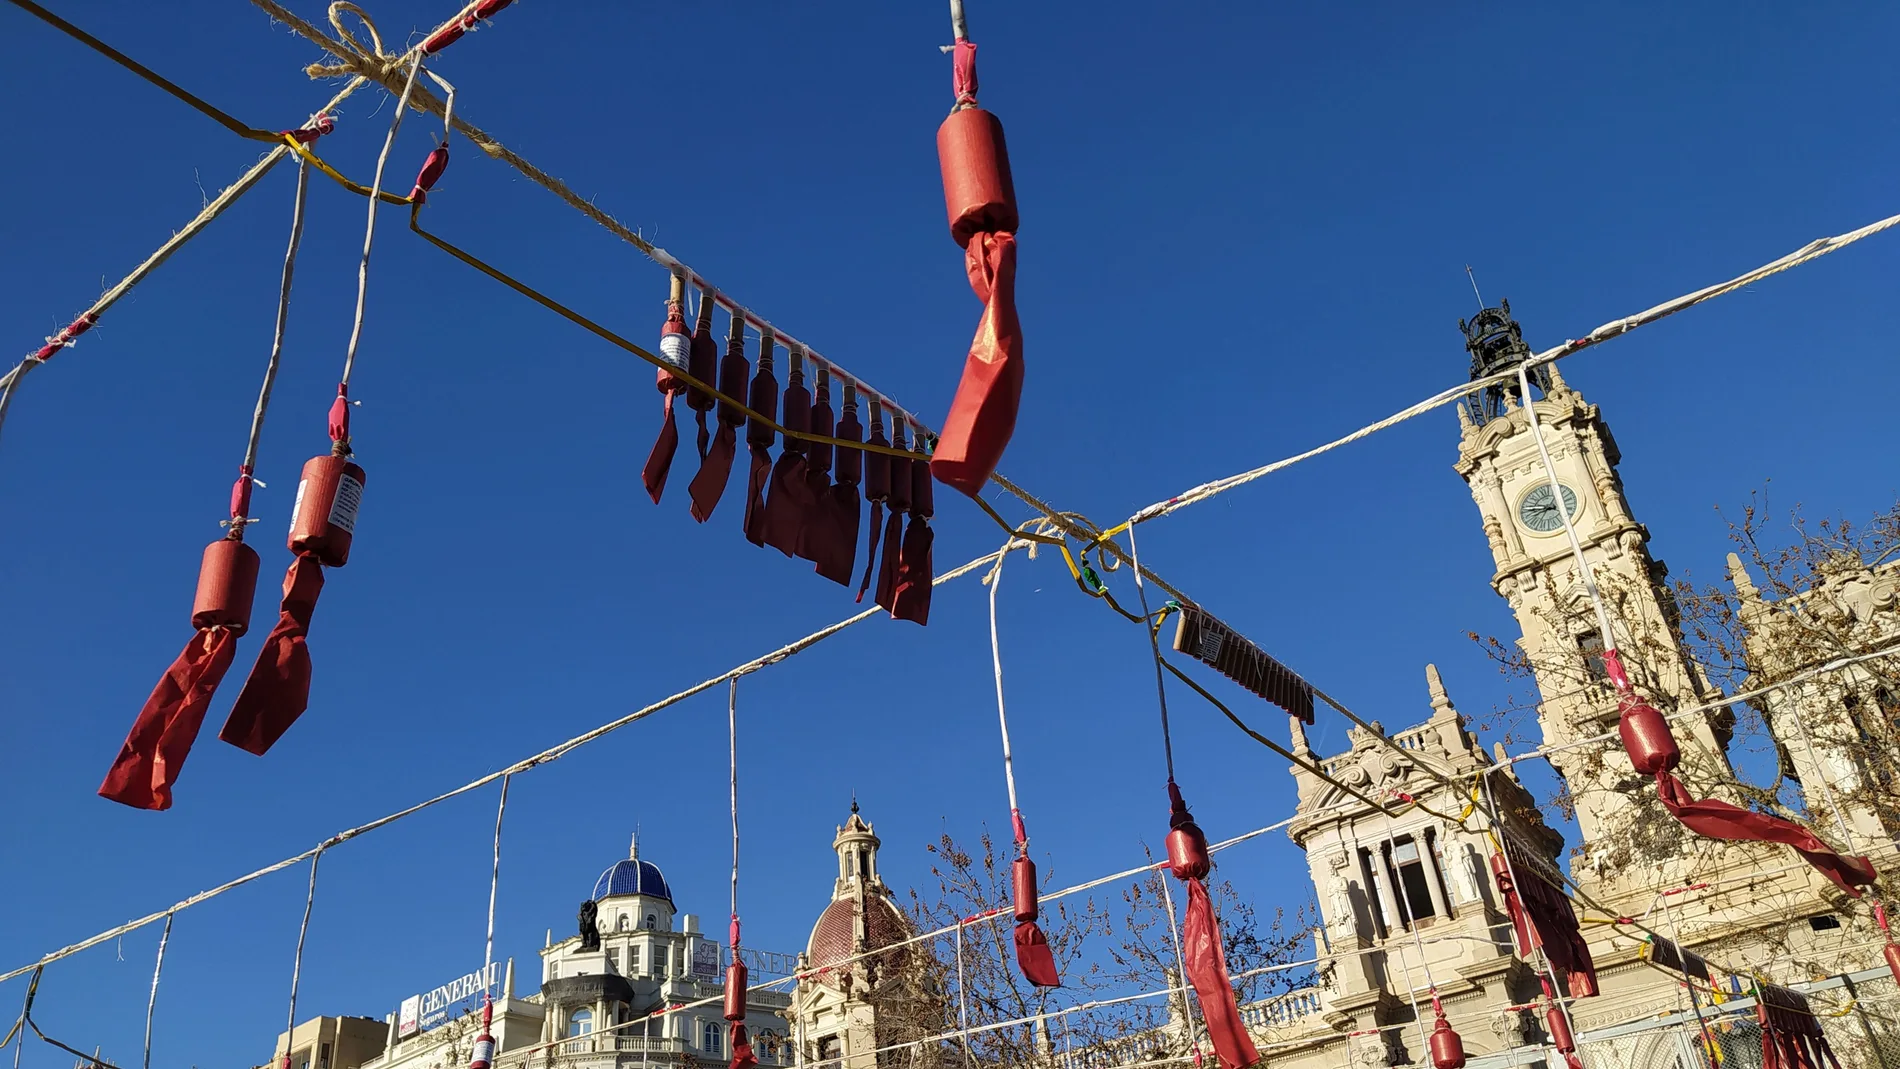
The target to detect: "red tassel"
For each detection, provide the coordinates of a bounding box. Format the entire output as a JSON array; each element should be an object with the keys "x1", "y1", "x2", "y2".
[
  {"x1": 1180, "y1": 878, "x2": 1259, "y2": 1069},
  {"x1": 687, "y1": 292, "x2": 719, "y2": 460},
  {"x1": 892, "y1": 436, "x2": 935, "y2": 623},
  {"x1": 327, "y1": 383, "x2": 351, "y2": 443},
  {"x1": 933, "y1": 231, "x2": 1022, "y2": 497},
  {"x1": 797, "y1": 369, "x2": 836, "y2": 567},
  {"x1": 689, "y1": 315, "x2": 750, "y2": 521},
  {"x1": 816, "y1": 386, "x2": 862, "y2": 586},
  {"x1": 1013, "y1": 921, "x2": 1060, "y2": 988},
  {"x1": 855, "y1": 405, "x2": 891, "y2": 602},
  {"x1": 875, "y1": 426, "x2": 912, "y2": 613},
  {"x1": 221, "y1": 555, "x2": 325, "y2": 755},
  {"x1": 643, "y1": 389, "x2": 680, "y2": 504},
  {"x1": 727, "y1": 1023, "x2": 756, "y2": 1069},
  {"x1": 1654, "y1": 770, "x2": 1876, "y2": 895},
  {"x1": 410, "y1": 143, "x2": 449, "y2": 204},
  {"x1": 742, "y1": 334, "x2": 779, "y2": 547},
  {"x1": 100, "y1": 628, "x2": 239, "y2": 810},
  {"x1": 762, "y1": 352, "x2": 813, "y2": 557}
]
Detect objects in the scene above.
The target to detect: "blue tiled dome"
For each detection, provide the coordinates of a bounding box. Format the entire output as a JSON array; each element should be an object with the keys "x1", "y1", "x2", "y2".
[{"x1": 592, "y1": 858, "x2": 672, "y2": 904}]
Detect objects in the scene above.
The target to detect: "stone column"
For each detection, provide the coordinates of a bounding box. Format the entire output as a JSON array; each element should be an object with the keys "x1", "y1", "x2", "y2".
[
  {"x1": 1365, "y1": 846, "x2": 1401, "y2": 935},
  {"x1": 1421, "y1": 828, "x2": 1452, "y2": 921}
]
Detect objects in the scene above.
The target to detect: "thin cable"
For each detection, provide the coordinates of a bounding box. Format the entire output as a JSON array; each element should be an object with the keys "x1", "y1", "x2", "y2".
[
  {"x1": 0, "y1": 543, "x2": 1023, "y2": 985},
  {"x1": 955, "y1": 924, "x2": 973, "y2": 1069},
  {"x1": 1128, "y1": 207, "x2": 1900, "y2": 529},
  {"x1": 1153, "y1": 870, "x2": 1204, "y2": 1062},
  {"x1": 1516, "y1": 363, "x2": 1618, "y2": 648},
  {"x1": 1379, "y1": 836, "x2": 1437, "y2": 1059},
  {"x1": 483, "y1": 774, "x2": 510, "y2": 997},
  {"x1": 984, "y1": 549, "x2": 1022, "y2": 819},
  {"x1": 279, "y1": 849, "x2": 324, "y2": 1069},
  {"x1": 1125, "y1": 525, "x2": 1175, "y2": 781},
  {"x1": 142, "y1": 913, "x2": 173, "y2": 1069},
  {"x1": 729, "y1": 678, "x2": 740, "y2": 926},
  {"x1": 337, "y1": 55, "x2": 423, "y2": 397}
]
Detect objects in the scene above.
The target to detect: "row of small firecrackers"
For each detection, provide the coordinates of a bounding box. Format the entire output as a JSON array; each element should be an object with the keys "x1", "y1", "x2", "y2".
[{"x1": 640, "y1": 278, "x2": 936, "y2": 626}]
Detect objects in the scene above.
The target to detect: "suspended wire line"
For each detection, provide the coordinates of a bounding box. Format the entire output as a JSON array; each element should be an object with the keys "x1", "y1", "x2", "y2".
[
  {"x1": 1120, "y1": 207, "x2": 1900, "y2": 530},
  {"x1": 142, "y1": 913, "x2": 174, "y2": 1069},
  {"x1": 0, "y1": 543, "x2": 1028, "y2": 985}
]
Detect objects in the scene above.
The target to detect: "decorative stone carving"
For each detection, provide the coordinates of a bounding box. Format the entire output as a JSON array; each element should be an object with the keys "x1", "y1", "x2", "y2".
[
  {"x1": 1490, "y1": 1007, "x2": 1530, "y2": 1047},
  {"x1": 578, "y1": 900, "x2": 600, "y2": 950},
  {"x1": 1329, "y1": 876, "x2": 1354, "y2": 931},
  {"x1": 1453, "y1": 840, "x2": 1483, "y2": 905}
]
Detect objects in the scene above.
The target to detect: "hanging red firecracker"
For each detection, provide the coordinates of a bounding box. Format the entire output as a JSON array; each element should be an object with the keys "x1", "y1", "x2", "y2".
[
  {"x1": 855, "y1": 404, "x2": 892, "y2": 603},
  {"x1": 1487, "y1": 848, "x2": 1598, "y2": 998},
  {"x1": 686, "y1": 291, "x2": 720, "y2": 462},
  {"x1": 222, "y1": 445, "x2": 363, "y2": 755},
  {"x1": 725, "y1": 918, "x2": 758, "y2": 1069},
  {"x1": 797, "y1": 368, "x2": 837, "y2": 569},
  {"x1": 762, "y1": 347, "x2": 815, "y2": 556},
  {"x1": 1428, "y1": 998, "x2": 1466, "y2": 1069},
  {"x1": 890, "y1": 431, "x2": 935, "y2": 624},
  {"x1": 1600, "y1": 647, "x2": 1878, "y2": 896},
  {"x1": 932, "y1": 37, "x2": 1023, "y2": 497},
  {"x1": 689, "y1": 313, "x2": 750, "y2": 522},
  {"x1": 468, "y1": 996, "x2": 496, "y2": 1069},
  {"x1": 1543, "y1": 992, "x2": 1582, "y2": 1069},
  {"x1": 1163, "y1": 782, "x2": 1259, "y2": 1069},
  {"x1": 741, "y1": 331, "x2": 780, "y2": 547},
  {"x1": 410, "y1": 141, "x2": 450, "y2": 205},
  {"x1": 874, "y1": 423, "x2": 913, "y2": 613},
  {"x1": 1877, "y1": 904, "x2": 1900, "y2": 986},
  {"x1": 100, "y1": 473, "x2": 263, "y2": 809},
  {"x1": 1009, "y1": 813, "x2": 1060, "y2": 987},
  {"x1": 643, "y1": 274, "x2": 691, "y2": 503},
  {"x1": 815, "y1": 384, "x2": 863, "y2": 586}
]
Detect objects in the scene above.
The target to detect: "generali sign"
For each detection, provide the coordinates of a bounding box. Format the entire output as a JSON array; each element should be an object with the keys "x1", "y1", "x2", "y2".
[{"x1": 398, "y1": 962, "x2": 500, "y2": 1037}]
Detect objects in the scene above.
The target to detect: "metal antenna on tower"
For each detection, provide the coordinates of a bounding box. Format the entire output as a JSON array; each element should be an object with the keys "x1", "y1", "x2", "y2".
[{"x1": 1465, "y1": 265, "x2": 1486, "y2": 310}]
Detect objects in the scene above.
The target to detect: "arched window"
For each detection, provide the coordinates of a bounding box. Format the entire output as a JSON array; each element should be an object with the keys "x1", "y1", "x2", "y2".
[
  {"x1": 568, "y1": 1009, "x2": 594, "y2": 1038},
  {"x1": 644, "y1": 914, "x2": 657, "y2": 930},
  {"x1": 702, "y1": 1023, "x2": 722, "y2": 1055}
]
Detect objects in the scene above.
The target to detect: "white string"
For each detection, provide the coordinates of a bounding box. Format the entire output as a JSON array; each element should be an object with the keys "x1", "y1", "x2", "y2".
[
  {"x1": 954, "y1": 924, "x2": 973, "y2": 1069},
  {"x1": 1124, "y1": 207, "x2": 1900, "y2": 529},
  {"x1": 483, "y1": 775, "x2": 511, "y2": 1004},
  {"x1": 1153, "y1": 872, "x2": 1204, "y2": 1061},
  {"x1": 1515, "y1": 362, "x2": 1619, "y2": 649},
  {"x1": 984, "y1": 548, "x2": 1022, "y2": 820},
  {"x1": 1125, "y1": 524, "x2": 1175, "y2": 781},
  {"x1": 729, "y1": 678, "x2": 741, "y2": 929},
  {"x1": 0, "y1": 543, "x2": 1026, "y2": 986},
  {"x1": 279, "y1": 849, "x2": 324, "y2": 1069},
  {"x1": 0, "y1": 86, "x2": 366, "y2": 449},
  {"x1": 141, "y1": 913, "x2": 173, "y2": 1069},
  {"x1": 338, "y1": 56, "x2": 424, "y2": 393}
]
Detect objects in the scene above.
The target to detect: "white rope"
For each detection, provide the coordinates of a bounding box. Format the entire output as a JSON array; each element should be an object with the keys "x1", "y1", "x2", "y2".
[
  {"x1": 0, "y1": 85, "x2": 365, "y2": 449},
  {"x1": 983, "y1": 548, "x2": 1022, "y2": 820},
  {"x1": 338, "y1": 55, "x2": 423, "y2": 393},
  {"x1": 955, "y1": 924, "x2": 973, "y2": 1069},
  {"x1": 279, "y1": 849, "x2": 324, "y2": 1069},
  {"x1": 1153, "y1": 871, "x2": 1204, "y2": 1061},
  {"x1": 244, "y1": 157, "x2": 313, "y2": 477},
  {"x1": 729, "y1": 678, "x2": 741, "y2": 928},
  {"x1": 1516, "y1": 362, "x2": 1619, "y2": 648},
  {"x1": 483, "y1": 775, "x2": 510, "y2": 1000},
  {"x1": 1124, "y1": 207, "x2": 1900, "y2": 529},
  {"x1": 0, "y1": 543, "x2": 1026, "y2": 985},
  {"x1": 141, "y1": 913, "x2": 173, "y2": 1069},
  {"x1": 1125, "y1": 524, "x2": 1175, "y2": 781}
]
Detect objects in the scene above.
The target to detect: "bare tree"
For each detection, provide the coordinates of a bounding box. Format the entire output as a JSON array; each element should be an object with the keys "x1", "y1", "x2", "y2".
[{"x1": 905, "y1": 830, "x2": 1314, "y2": 1069}]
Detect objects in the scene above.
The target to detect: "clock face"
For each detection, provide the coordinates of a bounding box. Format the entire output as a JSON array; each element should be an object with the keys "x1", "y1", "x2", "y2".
[{"x1": 1519, "y1": 483, "x2": 1581, "y2": 533}]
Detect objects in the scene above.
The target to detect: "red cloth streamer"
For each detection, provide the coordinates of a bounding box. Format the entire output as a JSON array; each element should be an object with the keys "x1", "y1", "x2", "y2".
[
  {"x1": 221, "y1": 555, "x2": 325, "y2": 755},
  {"x1": 410, "y1": 143, "x2": 450, "y2": 204},
  {"x1": 1164, "y1": 786, "x2": 1258, "y2": 1069},
  {"x1": 934, "y1": 231, "x2": 1023, "y2": 498},
  {"x1": 796, "y1": 370, "x2": 836, "y2": 567},
  {"x1": 741, "y1": 335, "x2": 780, "y2": 547},
  {"x1": 103, "y1": 495, "x2": 263, "y2": 809},
  {"x1": 890, "y1": 437, "x2": 934, "y2": 624},
  {"x1": 101, "y1": 629, "x2": 239, "y2": 810},
  {"x1": 815, "y1": 387, "x2": 862, "y2": 587},
  {"x1": 727, "y1": 1024, "x2": 757, "y2": 1069},
  {"x1": 282, "y1": 115, "x2": 335, "y2": 144},
  {"x1": 687, "y1": 292, "x2": 719, "y2": 460},
  {"x1": 762, "y1": 353, "x2": 814, "y2": 557},
  {"x1": 33, "y1": 312, "x2": 98, "y2": 362},
  {"x1": 1654, "y1": 771, "x2": 1876, "y2": 896},
  {"x1": 1488, "y1": 850, "x2": 1598, "y2": 998},
  {"x1": 643, "y1": 298, "x2": 691, "y2": 503},
  {"x1": 420, "y1": 0, "x2": 514, "y2": 53},
  {"x1": 855, "y1": 406, "x2": 891, "y2": 602},
  {"x1": 688, "y1": 317, "x2": 749, "y2": 522},
  {"x1": 1757, "y1": 985, "x2": 1843, "y2": 1069},
  {"x1": 874, "y1": 425, "x2": 912, "y2": 612}
]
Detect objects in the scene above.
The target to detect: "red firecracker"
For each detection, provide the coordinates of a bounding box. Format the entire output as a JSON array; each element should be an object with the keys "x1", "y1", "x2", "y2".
[
  {"x1": 741, "y1": 332, "x2": 779, "y2": 547},
  {"x1": 761, "y1": 349, "x2": 815, "y2": 556},
  {"x1": 815, "y1": 385, "x2": 863, "y2": 587},
  {"x1": 1009, "y1": 819, "x2": 1060, "y2": 987},
  {"x1": 796, "y1": 369, "x2": 838, "y2": 569},
  {"x1": 889, "y1": 433, "x2": 935, "y2": 624},
  {"x1": 874, "y1": 423, "x2": 912, "y2": 612},
  {"x1": 1163, "y1": 782, "x2": 1258, "y2": 1069},
  {"x1": 643, "y1": 278, "x2": 691, "y2": 503},
  {"x1": 932, "y1": 40, "x2": 1023, "y2": 496},
  {"x1": 855, "y1": 405, "x2": 891, "y2": 603},
  {"x1": 688, "y1": 314, "x2": 749, "y2": 522}
]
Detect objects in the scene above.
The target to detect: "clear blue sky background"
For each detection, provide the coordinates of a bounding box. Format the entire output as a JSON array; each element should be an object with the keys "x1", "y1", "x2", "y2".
[{"x1": 4, "y1": 2, "x2": 1898, "y2": 1065}]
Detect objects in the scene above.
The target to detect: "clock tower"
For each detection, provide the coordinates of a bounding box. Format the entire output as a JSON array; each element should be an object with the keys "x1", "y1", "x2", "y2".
[{"x1": 1452, "y1": 303, "x2": 1738, "y2": 896}]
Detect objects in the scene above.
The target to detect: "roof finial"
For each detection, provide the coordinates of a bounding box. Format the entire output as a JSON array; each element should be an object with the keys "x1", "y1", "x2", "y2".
[
  {"x1": 630, "y1": 826, "x2": 639, "y2": 860},
  {"x1": 850, "y1": 791, "x2": 859, "y2": 815}
]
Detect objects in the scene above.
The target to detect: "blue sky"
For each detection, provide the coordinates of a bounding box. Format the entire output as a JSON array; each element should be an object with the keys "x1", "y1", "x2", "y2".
[{"x1": 4, "y1": 2, "x2": 1899, "y2": 1065}]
